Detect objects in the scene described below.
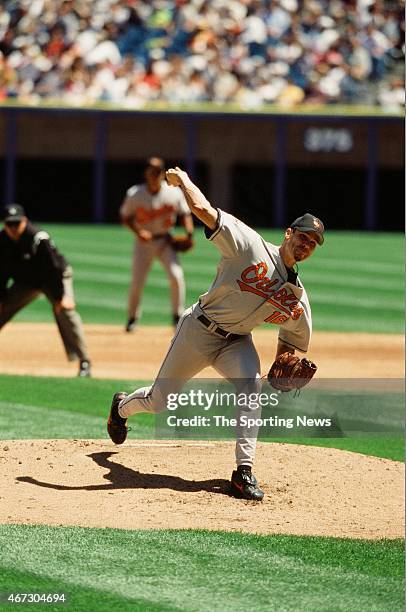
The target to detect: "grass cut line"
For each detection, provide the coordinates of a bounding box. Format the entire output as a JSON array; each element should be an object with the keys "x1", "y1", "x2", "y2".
[
  {"x1": 0, "y1": 526, "x2": 404, "y2": 612},
  {"x1": 19, "y1": 225, "x2": 401, "y2": 332},
  {"x1": 0, "y1": 375, "x2": 403, "y2": 461}
]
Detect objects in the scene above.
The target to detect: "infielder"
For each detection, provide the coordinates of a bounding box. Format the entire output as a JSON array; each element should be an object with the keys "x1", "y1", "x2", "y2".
[
  {"x1": 108, "y1": 168, "x2": 324, "y2": 501},
  {"x1": 0, "y1": 204, "x2": 91, "y2": 377},
  {"x1": 120, "y1": 157, "x2": 194, "y2": 331}
]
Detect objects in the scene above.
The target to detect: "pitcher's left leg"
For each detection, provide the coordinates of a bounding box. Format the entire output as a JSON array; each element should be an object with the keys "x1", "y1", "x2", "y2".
[
  {"x1": 213, "y1": 335, "x2": 264, "y2": 501},
  {"x1": 213, "y1": 335, "x2": 262, "y2": 467}
]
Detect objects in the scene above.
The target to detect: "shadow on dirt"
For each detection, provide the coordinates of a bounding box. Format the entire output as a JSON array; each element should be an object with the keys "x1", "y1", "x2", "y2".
[{"x1": 16, "y1": 451, "x2": 231, "y2": 496}]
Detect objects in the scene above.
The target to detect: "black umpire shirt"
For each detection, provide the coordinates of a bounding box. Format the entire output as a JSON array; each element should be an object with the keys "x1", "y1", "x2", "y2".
[{"x1": 0, "y1": 222, "x2": 69, "y2": 302}]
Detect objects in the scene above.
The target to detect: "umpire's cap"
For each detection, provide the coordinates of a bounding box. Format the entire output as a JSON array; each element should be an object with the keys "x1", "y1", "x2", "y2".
[
  {"x1": 3, "y1": 204, "x2": 25, "y2": 222},
  {"x1": 290, "y1": 213, "x2": 325, "y2": 245}
]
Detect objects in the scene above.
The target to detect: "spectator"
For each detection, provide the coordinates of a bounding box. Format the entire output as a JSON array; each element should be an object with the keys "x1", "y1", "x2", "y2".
[
  {"x1": 0, "y1": 0, "x2": 403, "y2": 109},
  {"x1": 377, "y1": 76, "x2": 405, "y2": 111}
]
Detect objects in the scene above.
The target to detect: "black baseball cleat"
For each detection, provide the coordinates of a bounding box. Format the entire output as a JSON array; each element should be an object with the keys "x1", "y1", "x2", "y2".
[
  {"x1": 230, "y1": 466, "x2": 264, "y2": 501},
  {"x1": 107, "y1": 392, "x2": 129, "y2": 444},
  {"x1": 125, "y1": 317, "x2": 137, "y2": 332},
  {"x1": 78, "y1": 360, "x2": 91, "y2": 378}
]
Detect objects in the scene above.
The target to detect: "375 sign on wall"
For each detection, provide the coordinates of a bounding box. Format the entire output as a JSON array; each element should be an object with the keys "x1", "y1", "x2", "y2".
[{"x1": 303, "y1": 127, "x2": 354, "y2": 153}]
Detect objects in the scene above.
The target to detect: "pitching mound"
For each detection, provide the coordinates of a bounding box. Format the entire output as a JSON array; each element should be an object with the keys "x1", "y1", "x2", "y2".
[{"x1": 1, "y1": 440, "x2": 403, "y2": 539}]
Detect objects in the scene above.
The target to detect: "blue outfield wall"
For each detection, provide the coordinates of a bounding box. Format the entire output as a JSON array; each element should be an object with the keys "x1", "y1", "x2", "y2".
[{"x1": 0, "y1": 105, "x2": 403, "y2": 231}]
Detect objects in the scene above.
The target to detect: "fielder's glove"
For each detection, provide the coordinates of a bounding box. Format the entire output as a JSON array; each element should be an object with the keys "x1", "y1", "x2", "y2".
[
  {"x1": 170, "y1": 235, "x2": 194, "y2": 253},
  {"x1": 268, "y1": 352, "x2": 317, "y2": 393}
]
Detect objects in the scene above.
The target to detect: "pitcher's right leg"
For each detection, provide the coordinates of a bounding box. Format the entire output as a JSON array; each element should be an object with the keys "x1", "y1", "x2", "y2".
[{"x1": 107, "y1": 312, "x2": 209, "y2": 443}]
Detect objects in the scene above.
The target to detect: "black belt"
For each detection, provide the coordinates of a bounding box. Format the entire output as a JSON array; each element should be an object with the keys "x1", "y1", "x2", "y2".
[
  {"x1": 151, "y1": 233, "x2": 170, "y2": 240},
  {"x1": 197, "y1": 314, "x2": 242, "y2": 341}
]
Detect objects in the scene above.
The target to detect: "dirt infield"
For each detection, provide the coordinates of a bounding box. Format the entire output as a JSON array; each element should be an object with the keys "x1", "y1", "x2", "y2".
[
  {"x1": 0, "y1": 322, "x2": 403, "y2": 379},
  {"x1": 0, "y1": 323, "x2": 404, "y2": 538},
  {"x1": 0, "y1": 439, "x2": 403, "y2": 539}
]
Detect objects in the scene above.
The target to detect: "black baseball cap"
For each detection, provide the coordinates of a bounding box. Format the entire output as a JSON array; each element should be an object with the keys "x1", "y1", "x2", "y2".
[
  {"x1": 3, "y1": 204, "x2": 26, "y2": 222},
  {"x1": 290, "y1": 213, "x2": 325, "y2": 245}
]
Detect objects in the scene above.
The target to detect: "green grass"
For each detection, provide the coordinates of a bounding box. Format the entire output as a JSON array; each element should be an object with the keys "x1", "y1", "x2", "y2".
[
  {"x1": 0, "y1": 374, "x2": 153, "y2": 440},
  {"x1": 0, "y1": 373, "x2": 403, "y2": 611},
  {"x1": 0, "y1": 526, "x2": 403, "y2": 612},
  {"x1": 8, "y1": 225, "x2": 404, "y2": 333},
  {"x1": 0, "y1": 374, "x2": 403, "y2": 461},
  {"x1": 264, "y1": 436, "x2": 404, "y2": 462},
  {"x1": 1, "y1": 225, "x2": 404, "y2": 611}
]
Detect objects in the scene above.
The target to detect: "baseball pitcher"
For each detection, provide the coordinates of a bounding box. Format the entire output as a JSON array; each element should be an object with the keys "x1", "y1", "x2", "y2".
[{"x1": 108, "y1": 168, "x2": 324, "y2": 501}]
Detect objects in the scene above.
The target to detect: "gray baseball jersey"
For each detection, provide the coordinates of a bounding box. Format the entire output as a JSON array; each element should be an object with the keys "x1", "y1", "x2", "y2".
[
  {"x1": 117, "y1": 208, "x2": 312, "y2": 468},
  {"x1": 120, "y1": 182, "x2": 190, "y2": 235},
  {"x1": 197, "y1": 209, "x2": 312, "y2": 352}
]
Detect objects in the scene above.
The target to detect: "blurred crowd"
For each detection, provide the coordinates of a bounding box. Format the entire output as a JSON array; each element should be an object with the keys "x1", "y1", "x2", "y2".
[{"x1": 0, "y1": 0, "x2": 404, "y2": 110}]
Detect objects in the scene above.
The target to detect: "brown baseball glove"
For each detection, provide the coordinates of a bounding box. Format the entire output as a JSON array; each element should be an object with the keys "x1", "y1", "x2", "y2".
[
  {"x1": 170, "y1": 235, "x2": 194, "y2": 253},
  {"x1": 267, "y1": 352, "x2": 317, "y2": 393}
]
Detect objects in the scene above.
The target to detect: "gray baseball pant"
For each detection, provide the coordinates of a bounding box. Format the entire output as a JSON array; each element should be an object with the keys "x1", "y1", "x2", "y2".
[
  {"x1": 0, "y1": 268, "x2": 89, "y2": 362},
  {"x1": 128, "y1": 238, "x2": 185, "y2": 320},
  {"x1": 119, "y1": 305, "x2": 262, "y2": 467}
]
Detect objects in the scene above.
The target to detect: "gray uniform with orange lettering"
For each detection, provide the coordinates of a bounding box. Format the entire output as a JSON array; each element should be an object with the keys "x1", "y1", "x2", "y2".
[
  {"x1": 120, "y1": 181, "x2": 190, "y2": 321},
  {"x1": 119, "y1": 209, "x2": 312, "y2": 466}
]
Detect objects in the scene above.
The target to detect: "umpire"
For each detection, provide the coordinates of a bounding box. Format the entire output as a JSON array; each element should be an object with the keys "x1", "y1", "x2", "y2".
[{"x1": 0, "y1": 204, "x2": 91, "y2": 377}]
